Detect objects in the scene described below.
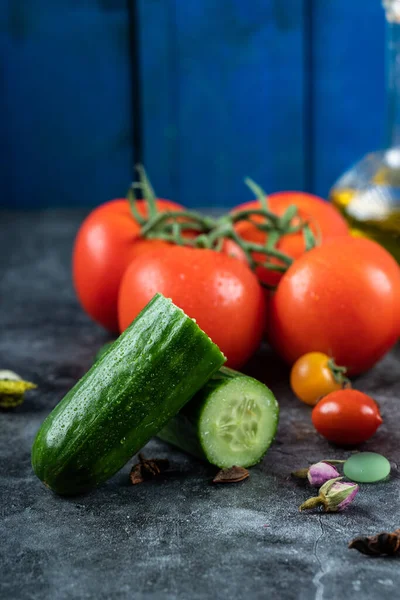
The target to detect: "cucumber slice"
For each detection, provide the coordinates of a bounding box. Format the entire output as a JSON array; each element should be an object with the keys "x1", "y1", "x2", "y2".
[
  {"x1": 32, "y1": 293, "x2": 225, "y2": 495},
  {"x1": 158, "y1": 367, "x2": 279, "y2": 468}
]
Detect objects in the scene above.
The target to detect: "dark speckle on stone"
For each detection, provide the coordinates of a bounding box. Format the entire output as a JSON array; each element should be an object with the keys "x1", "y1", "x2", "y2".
[{"x1": 1, "y1": 209, "x2": 400, "y2": 599}]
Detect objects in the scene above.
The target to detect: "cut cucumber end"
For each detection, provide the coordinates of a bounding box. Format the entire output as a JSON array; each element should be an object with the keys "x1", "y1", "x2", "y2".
[{"x1": 198, "y1": 377, "x2": 279, "y2": 469}]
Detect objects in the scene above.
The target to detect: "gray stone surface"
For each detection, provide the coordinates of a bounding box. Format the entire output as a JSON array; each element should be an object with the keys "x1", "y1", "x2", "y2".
[{"x1": 1, "y1": 210, "x2": 400, "y2": 600}]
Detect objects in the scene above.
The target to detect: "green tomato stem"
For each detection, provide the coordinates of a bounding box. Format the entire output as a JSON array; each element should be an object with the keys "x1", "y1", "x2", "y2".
[
  {"x1": 127, "y1": 187, "x2": 147, "y2": 225},
  {"x1": 327, "y1": 358, "x2": 352, "y2": 387},
  {"x1": 135, "y1": 164, "x2": 158, "y2": 220},
  {"x1": 126, "y1": 168, "x2": 319, "y2": 288},
  {"x1": 244, "y1": 177, "x2": 270, "y2": 211},
  {"x1": 231, "y1": 207, "x2": 281, "y2": 226}
]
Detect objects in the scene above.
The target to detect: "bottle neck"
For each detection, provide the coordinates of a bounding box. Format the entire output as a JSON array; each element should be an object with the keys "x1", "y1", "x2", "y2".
[{"x1": 385, "y1": 2, "x2": 400, "y2": 146}]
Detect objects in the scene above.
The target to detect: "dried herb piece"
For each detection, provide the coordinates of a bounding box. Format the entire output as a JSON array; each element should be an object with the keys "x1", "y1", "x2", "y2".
[
  {"x1": 213, "y1": 466, "x2": 249, "y2": 484},
  {"x1": 349, "y1": 529, "x2": 400, "y2": 556},
  {"x1": 129, "y1": 453, "x2": 170, "y2": 485},
  {"x1": 130, "y1": 464, "x2": 145, "y2": 485}
]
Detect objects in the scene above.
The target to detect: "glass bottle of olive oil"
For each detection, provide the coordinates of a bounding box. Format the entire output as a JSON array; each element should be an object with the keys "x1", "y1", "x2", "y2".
[{"x1": 330, "y1": 1, "x2": 400, "y2": 262}]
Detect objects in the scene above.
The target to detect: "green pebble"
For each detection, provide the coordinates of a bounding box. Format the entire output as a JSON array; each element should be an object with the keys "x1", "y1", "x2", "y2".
[{"x1": 343, "y1": 452, "x2": 391, "y2": 483}]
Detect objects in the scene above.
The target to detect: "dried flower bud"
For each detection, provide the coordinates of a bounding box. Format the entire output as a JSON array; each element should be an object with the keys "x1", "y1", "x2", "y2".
[
  {"x1": 0, "y1": 370, "x2": 21, "y2": 381},
  {"x1": 325, "y1": 479, "x2": 359, "y2": 511},
  {"x1": 0, "y1": 371, "x2": 37, "y2": 409},
  {"x1": 307, "y1": 462, "x2": 341, "y2": 486},
  {"x1": 299, "y1": 477, "x2": 359, "y2": 513},
  {"x1": 292, "y1": 461, "x2": 341, "y2": 486}
]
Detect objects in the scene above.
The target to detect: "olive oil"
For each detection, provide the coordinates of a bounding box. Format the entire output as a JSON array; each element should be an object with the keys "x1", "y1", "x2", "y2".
[
  {"x1": 330, "y1": 1, "x2": 400, "y2": 263},
  {"x1": 330, "y1": 161, "x2": 400, "y2": 262}
]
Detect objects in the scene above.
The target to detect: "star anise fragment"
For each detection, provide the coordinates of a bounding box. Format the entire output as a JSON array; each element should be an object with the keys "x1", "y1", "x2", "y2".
[
  {"x1": 129, "y1": 453, "x2": 170, "y2": 485},
  {"x1": 349, "y1": 529, "x2": 400, "y2": 556},
  {"x1": 213, "y1": 466, "x2": 249, "y2": 484}
]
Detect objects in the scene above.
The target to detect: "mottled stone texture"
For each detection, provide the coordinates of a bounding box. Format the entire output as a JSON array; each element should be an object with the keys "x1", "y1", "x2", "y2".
[{"x1": 1, "y1": 210, "x2": 399, "y2": 600}]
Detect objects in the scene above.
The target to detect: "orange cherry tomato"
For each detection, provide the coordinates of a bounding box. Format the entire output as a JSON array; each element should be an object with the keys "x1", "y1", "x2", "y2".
[
  {"x1": 73, "y1": 198, "x2": 183, "y2": 332},
  {"x1": 312, "y1": 390, "x2": 383, "y2": 445},
  {"x1": 290, "y1": 352, "x2": 344, "y2": 406}
]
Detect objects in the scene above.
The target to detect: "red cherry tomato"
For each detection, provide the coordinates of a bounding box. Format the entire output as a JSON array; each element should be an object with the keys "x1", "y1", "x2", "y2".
[
  {"x1": 72, "y1": 198, "x2": 183, "y2": 331},
  {"x1": 118, "y1": 246, "x2": 266, "y2": 369},
  {"x1": 230, "y1": 192, "x2": 349, "y2": 286},
  {"x1": 269, "y1": 237, "x2": 400, "y2": 375},
  {"x1": 312, "y1": 389, "x2": 383, "y2": 445}
]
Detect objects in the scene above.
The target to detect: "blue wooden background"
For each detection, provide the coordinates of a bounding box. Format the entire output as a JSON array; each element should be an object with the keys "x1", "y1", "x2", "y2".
[{"x1": 0, "y1": 0, "x2": 385, "y2": 209}]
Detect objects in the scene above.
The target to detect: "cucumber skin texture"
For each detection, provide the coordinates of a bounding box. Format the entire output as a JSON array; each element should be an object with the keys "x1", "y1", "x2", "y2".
[
  {"x1": 94, "y1": 341, "x2": 115, "y2": 363},
  {"x1": 158, "y1": 367, "x2": 279, "y2": 467},
  {"x1": 32, "y1": 294, "x2": 225, "y2": 495}
]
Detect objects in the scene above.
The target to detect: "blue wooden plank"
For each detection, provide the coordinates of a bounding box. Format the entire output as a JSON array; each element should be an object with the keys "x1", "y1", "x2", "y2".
[
  {"x1": 0, "y1": 0, "x2": 134, "y2": 208},
  {"x1": 137, "y1": 0, "x2": 178, "y2": 200},
  {"x1": 139, "y1": 0, "x2": 306, "y2": 208},
  {"x1": 311, "y1": 0, "x2": 386, "y2": 198}
]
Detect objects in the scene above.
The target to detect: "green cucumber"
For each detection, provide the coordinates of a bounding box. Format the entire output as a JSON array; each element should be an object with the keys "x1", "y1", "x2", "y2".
[
  {"x1": 93, "y1": 341, "x2": 115, "y2": 363},
  {"x1": 158, "y1": 367, "x2": 279, "y2": 468},
  {"x1": 32, "y1": 294, "x2": 225, "y2": 495}
]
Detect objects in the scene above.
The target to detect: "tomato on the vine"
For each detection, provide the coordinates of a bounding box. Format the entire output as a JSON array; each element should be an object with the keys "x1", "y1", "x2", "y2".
[
  {"x1": 73, "y1": 198, "x2": 183, "y2": 332},
  {"x1": 290, "y1": 352, "x2": 346, "y2": 406},
  {"x1": 118, "y1": 246, "x2": 266, "y2": 369},
  {"x1": 221, "y1": 238, "x2": 248, "y2": 265},
  {"x1": 230, "y1": 192, "x2": 349, "y2": 286},
  {"x1": 269, "y1": 237, "x2": 400, "y2": 375},
  {"x1": 312, "y1": 389, "x2": 383, "y2": 445}
]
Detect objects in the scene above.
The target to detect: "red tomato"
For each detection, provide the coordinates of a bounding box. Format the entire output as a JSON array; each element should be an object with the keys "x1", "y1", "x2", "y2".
[
  {"x1": 220, "y1": 238, "x2": 248, "y2": 264},
  {"x1": 118, "y1": 246, "x2": 266, "y2": 369},
  {"x1": 230, "y1": 192, "x2": 349, "y2": 286},
  {"x1": 269, "y1": 237, "x2": 400, "y2": 375},
  {"x1": 73, "y1": 198, "x2": 183, "y2": 332},
  {"x1": 312, "y1": 389, "x2": 383, "y2": 445}
]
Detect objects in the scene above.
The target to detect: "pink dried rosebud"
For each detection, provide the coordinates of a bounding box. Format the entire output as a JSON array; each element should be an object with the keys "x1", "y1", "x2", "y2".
[
  {"x1": 299, "y1": 477, "x2": 359, "y2": 513},
  {"x1": 328, "y1": 480, "x2": 359, "y2": 511},
  {"x1": 307, "y1": 462, "x2": 341, "y2": 486},
  {"x1": 292, "y1": 461, "x2": 341, "y2": 486}
]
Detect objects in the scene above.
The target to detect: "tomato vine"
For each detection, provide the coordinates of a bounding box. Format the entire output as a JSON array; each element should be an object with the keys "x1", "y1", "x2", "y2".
[{"x1": 127, "y1": 165, "x2": 318, "y2": 288}]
